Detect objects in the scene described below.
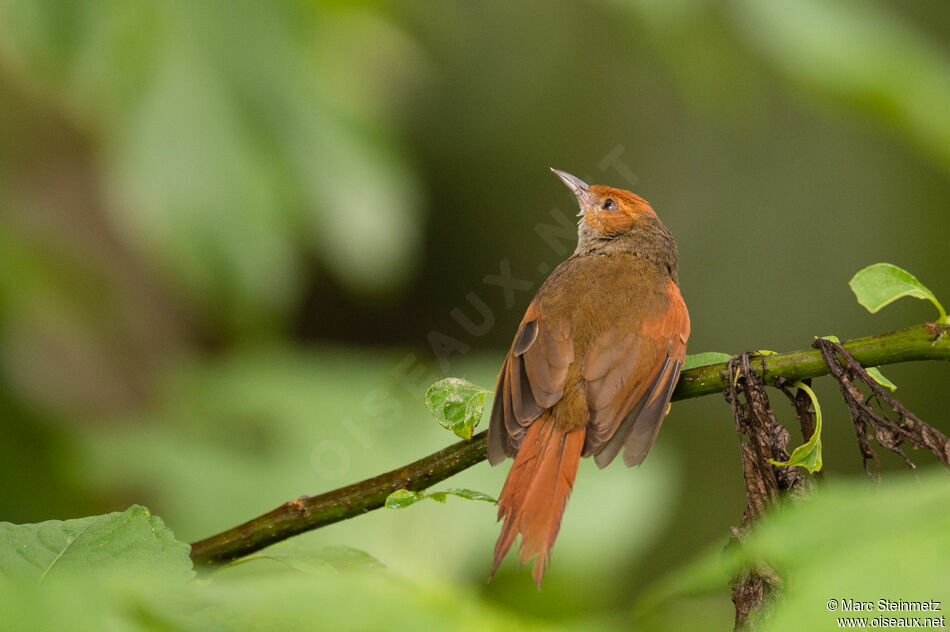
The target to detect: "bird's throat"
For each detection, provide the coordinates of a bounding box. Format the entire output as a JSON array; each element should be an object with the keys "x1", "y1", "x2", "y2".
[{"x1": 574, "y1": 215, "x2": 679, "y2": 281}]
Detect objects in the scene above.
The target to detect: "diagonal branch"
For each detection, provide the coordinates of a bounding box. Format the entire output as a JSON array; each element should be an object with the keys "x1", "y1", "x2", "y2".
[{"x1": 190, "y1": 322, "x2": 950, "y2": 569}]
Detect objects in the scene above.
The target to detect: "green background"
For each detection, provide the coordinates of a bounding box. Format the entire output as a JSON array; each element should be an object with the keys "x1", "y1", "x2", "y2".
[{"x1": 0, "y1": 0, "x2": 947, "y2": 629}]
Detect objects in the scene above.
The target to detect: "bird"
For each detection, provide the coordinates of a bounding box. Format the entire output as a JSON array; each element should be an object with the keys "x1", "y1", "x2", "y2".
[{"x1": 487, "y1": 168, "x2": 689, "y2": 587}]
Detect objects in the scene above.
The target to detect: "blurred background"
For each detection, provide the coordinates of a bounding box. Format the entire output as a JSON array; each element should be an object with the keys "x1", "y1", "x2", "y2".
[{"x1": 1, "y1": 0, "x2": 948, "y2": 629}]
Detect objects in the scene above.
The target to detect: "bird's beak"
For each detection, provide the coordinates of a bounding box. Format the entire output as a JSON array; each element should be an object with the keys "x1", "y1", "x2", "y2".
[{"x1": 550, "y1": 168, "x2": 593, "y2": 214}]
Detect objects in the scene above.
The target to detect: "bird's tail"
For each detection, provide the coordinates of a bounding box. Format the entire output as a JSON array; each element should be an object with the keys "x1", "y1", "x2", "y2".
[{"x1": 490, "y1": 414, "x2": 585, "y2": 588}]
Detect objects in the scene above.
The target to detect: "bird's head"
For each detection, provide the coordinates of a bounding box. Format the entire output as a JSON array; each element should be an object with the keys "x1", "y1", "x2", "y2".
[
  {"x1": 550, "y1": 168, "x2": 657, "y2": 238},
  {"x1": 550, "y1": 167, "x2": 677, "y2": 267}
]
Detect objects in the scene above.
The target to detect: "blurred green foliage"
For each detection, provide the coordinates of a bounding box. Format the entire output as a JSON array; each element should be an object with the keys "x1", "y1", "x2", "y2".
[
  {"x1": 2, "y1": 470, "x2": 946, "y2": 630},
  {"x1": 635, "y1": 468, "x2": 950, "y2": 631},
  {"x1": 1, "y1": 0, "x2": 424, "y2": 334},
  {"x1": 0, "y1": 505, "x2": 192, "y2": 583},
  {"x1": 0, "y1": 508, "x2": 532, "y2": 630},
  {"x1": 0, "y1": 0, "x2": 948, "y2": 629}
]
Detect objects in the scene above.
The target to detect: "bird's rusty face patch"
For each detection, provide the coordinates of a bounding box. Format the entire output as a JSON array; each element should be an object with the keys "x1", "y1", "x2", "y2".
[{"x1": 582, "y1": 185, "x2": 657, "y2": 236}]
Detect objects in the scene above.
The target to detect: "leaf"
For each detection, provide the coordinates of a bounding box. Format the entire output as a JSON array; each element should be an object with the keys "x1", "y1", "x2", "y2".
[
  {"x1": 865, "y1": 367, "x2": 897, "y2": 391},
  {"x1": 384, "y1": 489, "x2": 426, "y2": 509},
  {"x1": 849, "y1": 263, "x2": 948, "y2": 324},
  {"x1": 239, "y1": 543, "x2": 384, "y2": 573},
  {"x1": 820, "y1": 335, "x2": 896, "y2": 391},
  {"x1": 191, "y1": 561, "x2": 527, "y2": 631},
  {"x1": 0, "y1": 505, "x2": 193, "y2": 584},
  {"x1": 682, "y1": 352, "x2": 732, "y2": 371},
  {"x1": 769, "y1": 381, "x2": 822, "y2": 473},
  {"x1": 427, "y1": 488, "x2": 496, "y2": 504},
  {"x1": 424, "y1": 378, "x2": 488, "y2": 440},
  {"x1": 385, "y1": 487, "x2": 496, "y2": 509},
  {"x1": 746, "y1": 470, "x2": 950, "y2": 628},
  {"x1": 1, "y1": 537, "x2": 526, "y2": 632},
  {"x1": 636, "y1": 468, "x2": 950, "y2": 629}
]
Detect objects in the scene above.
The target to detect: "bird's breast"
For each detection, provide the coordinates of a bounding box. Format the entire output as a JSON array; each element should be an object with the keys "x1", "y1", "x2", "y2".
[
  {"x1": 535, "y1": 253, "x2": 673, "y2": 431},
  {"x1": 537, "y1": 253, "x2": 671, "y2": 346}
]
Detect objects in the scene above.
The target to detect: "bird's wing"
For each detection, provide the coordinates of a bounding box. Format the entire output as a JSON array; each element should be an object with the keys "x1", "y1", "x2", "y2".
[
  {"x1": 487, "y1": 300, "x2": 574, "y2": 465},
  {"x1": 583, "y1": 280, "x2": 689, "y2": 467}
]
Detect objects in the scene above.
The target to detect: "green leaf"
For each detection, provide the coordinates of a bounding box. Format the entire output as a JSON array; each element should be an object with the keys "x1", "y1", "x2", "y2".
[
  {"x1": 192, "y1": 561, "x2": 527, "y2": 631},
  {"x1": 682, "y1": 352, "x2": 732, "y2": 371},
  {"x1": 636, "y1": 469, "x2": 950, "y2": 629},
  {"x1": 424, "y1": 378, "x2": 488, "y2": 440},
  {"x1": 239, "y1": 543, "x2": 384, "y2": 573},
  {"x1": 865, "y1": 366, "x2": 897, "y2": 391},
  {"x1": 384, "y1": 489, "x2": 426, "y2": 509},
  {"x1": 0, "y1": 505, "x2": 193, "y2": 584},
  {"x1": 428, "y1": 488, "x2": 496, "y2": 504},
  {"x1": 821, "y1": 335, "x2": 896, "y2": 390},
  {"x1": 385, "y1": 487, "x2": 496, "y2": 509},
  {"x1": 769, "y1": 381, "x2": 823, "y2": 473},
  {"x1": 849, "y1": 263, "x2": 948, "y2": 324}
]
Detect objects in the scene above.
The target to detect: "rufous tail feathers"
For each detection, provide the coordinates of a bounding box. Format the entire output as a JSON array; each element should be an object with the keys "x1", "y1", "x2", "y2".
[{"x1": 491, "y1": 414, "x2": 585, "y2": 588}]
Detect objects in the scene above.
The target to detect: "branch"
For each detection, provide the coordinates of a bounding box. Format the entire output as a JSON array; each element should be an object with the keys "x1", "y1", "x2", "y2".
[
  {"x1": 676, "y1": 322, "x2": 949, "y2": 398},
  {"x1": 727, "y1": 352, "x2": 813, "y2": 626},
  {"x1": 189, "y1": 322, "x2": 950, "y2": 568}
]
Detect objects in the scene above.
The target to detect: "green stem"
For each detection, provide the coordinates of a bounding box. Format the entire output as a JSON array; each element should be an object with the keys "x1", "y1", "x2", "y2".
[
  {"x1": 189, "y1": 322, "x2": 950, "y2": 569},
  {"x1": 676, "y1": 323, "x2": 949, "y2": 398},
  {"x1": 934, "y1": 300, "x2": 949, "y2": 326}
]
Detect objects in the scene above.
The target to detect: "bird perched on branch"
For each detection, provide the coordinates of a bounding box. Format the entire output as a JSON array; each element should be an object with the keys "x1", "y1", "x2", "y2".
[{"x1": 487, "y1": 168, "x2": 689, "y2": 587}]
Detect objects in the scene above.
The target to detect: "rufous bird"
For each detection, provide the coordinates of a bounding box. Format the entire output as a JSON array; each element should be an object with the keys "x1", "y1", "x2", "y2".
[{"x1": 487, "y1": 168, "x2": 689, "y2": 587}]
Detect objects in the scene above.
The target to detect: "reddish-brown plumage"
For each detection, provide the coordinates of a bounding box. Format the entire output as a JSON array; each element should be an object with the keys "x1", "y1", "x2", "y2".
[
  {"x1": 487, "y1": 169, "x2": 689, "y2": 587},
  {"x1": 491, "y1": 414, "x2": 584, "y2": 587}
]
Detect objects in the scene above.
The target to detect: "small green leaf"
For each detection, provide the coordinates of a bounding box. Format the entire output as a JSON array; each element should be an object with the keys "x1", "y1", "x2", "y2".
[
  {"x1": 821, "y1": 335, "x2": 896, "y2": 391},
  {"x1": 424, "y1": 378, "x2": 489, "y2": 440},
  {"x1": 384, "y1": 490, "x2": 426, "y2": 509},
  {"x1": 849, "y1": 263, "x2": 948, "y2": 324},
  {"x1": 427, "y1": 488, "x2": 498, "y2": 503},
  {"x1": 439, "y1": 488, "x2": 496, "y2": 503},
  {"x1": 866, "y1": 367, "x2": 897, "y2": 391},
  {"x1": 770, "y1": 381, "x2": 823, "y2": 473},
  {"x1": 682, "y1": 352, "x2": 732, "y2": 370},
  {"x1": 385, "y1": 487, "x2": 496, "y2": 510}
]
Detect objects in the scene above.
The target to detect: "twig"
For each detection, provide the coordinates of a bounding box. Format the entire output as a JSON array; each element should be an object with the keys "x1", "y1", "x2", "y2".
[
  {"x1": 189, "y1": 430, "x2": 486, "y2": 568},
  {"x1": 726, "y1": 353, "x2": 811, "y2": 629},
  {"x1": 189, "y1": 323, "x2": 950, "y2": 568},
  {"x1": 814, "y1": 337, "x2": 950, "y2": 476}
]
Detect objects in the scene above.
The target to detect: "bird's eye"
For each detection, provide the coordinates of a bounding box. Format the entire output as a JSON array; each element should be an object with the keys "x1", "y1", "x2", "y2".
[{"x1": 602, "y1": 198, "x2": 616, "y2": 211}]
